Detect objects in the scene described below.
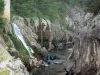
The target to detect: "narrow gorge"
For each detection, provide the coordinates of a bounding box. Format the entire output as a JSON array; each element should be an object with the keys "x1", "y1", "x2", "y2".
[{"x1": 1, "y1": 0, "x2": 100, "y2": 75}]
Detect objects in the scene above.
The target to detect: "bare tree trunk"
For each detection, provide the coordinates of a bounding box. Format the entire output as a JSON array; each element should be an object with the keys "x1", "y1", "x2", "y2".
[
  {"x1": 2, "y1": 0, "x2": 11, "y2": 33},
  {"x1": 3, "y1": 0, "x2": 10, "y2": 22}
]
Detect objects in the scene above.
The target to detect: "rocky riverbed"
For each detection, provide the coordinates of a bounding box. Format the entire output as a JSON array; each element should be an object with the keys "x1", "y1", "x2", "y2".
[{"x1": 31, "y1": 47, "x2": 72, "y2": 75}]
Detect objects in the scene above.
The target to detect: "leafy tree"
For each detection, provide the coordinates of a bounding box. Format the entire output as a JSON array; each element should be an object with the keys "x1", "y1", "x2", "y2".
[
  {"x1": 11, "y1": 0, "x2": 68, "y2": 22},
  {"x1": 68, "y1": 0, "x2": 100, "y2": 14},
  {"x1": 85, "y1": 0, "x2": 100, "y2": 14},
  {"x1": 0, "y1": 0, "x2": 4, "y2": 16}
]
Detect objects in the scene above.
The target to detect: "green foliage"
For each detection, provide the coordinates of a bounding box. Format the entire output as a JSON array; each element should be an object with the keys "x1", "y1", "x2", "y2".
[
  {"x1": 11, "y1": 0, "x2": 68, "y2": 22},
  {"x1": 30, "y1": 18, "x2": 35, "y2": 26},
  {"x1": 9, "y1": 34, "x2": 28, "y2": 62},
  {"x1": 42, "y1": 40, "x2": 49, "y2": 49},
  {"x1": 67, "y1": 0, "x2": 100, "y2": 14},
  {"x1": 0, "y1": 18, "x2": 8, "y2": 27},
  {"x1": 3, "y1": 34, "x2": 9, "y2": 42},
  {"x1": 85, "y1": 0, "x2": 100, "y2": 14},
  {"x1": 0, "y1": 18, "x2": 8, "y2": 34},
  {"x1": 11, "y1": 0, "x2": 100, "y2": 24},
  {"x1": 24, "y1": 37, "x2": 31, "y2": 46},
  {"x1": 0, "y1": 0, "x2": 4, "y2": 16}
]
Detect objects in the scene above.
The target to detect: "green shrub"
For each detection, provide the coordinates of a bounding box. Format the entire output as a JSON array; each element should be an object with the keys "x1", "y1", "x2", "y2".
[
  {"x1": 0, "y1": 18, "x2": 8, "y2": 27},
  {"x1": 30, "y1": 18, "x2": 35, "y2": 26},
  {"x1": 0, "y1": 0, "x2": 4, "y2": 16},
  {"x1": 9, "y1": 34, "x2": 28, "y2": 62},
  {"x1": 0, "y1": 18, "x2": 8, "y2": 34},
  {"x1": 24, "y1": 37, "x2": 31, "y2": 46},
  {"x1": 85, "y1": 0, "x2": 100, "y2": 14},
  {"x1": 11, "y1": 0, "x2": 68, "y2": 22}
]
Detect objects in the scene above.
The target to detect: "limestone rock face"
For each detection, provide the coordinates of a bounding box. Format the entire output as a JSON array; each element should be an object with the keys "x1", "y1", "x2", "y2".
[
  {"x1": 12, "y1": 16, "x2": 38, "y2": 46},
  {"x1": 36, "y1": 19, "x2": 67, "y2": 42},
  {"x1": 51, "y1": 24, "x2": 66, "y2": 41},
  {"x1": 0, "y1": 36, "x2": 29, "y2": 75},
  {"x1": 11, "y1": 16, "x2": 49, "y2": 69},
  {"x1": 66, "y1": 7, "x2": 100, "y2": 75},
  {"x1": 34, "y1": 18, "x2": 67, "y2": 50},
  {"x1": 12, "y1": 16, "x2": 45, "y2": 53}
]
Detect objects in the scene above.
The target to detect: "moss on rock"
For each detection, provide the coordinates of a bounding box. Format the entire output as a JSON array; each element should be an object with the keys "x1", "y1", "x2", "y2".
[{"x1": 0, "y1": 68, "x2": 9, "y2": 75}]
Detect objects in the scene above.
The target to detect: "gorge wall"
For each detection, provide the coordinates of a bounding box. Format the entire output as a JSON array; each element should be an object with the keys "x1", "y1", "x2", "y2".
[
  {"x1": 66, "y1": 7, "x2": 100, "y2": 75},
  {"x1": 1, "y1": 0, "x2": 100, "y2": 75}
]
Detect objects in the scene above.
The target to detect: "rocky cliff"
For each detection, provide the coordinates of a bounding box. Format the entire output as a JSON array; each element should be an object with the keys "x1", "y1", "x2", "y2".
[
  {"x1": 0, "y1": 0, "x2": 30, "y2": 74},
  {"x1": 0, "y1": 31, "x2": 29, "y2": 75},
  {"x1": 66, "y1": 7, "x2": 100, "y2": 75}
]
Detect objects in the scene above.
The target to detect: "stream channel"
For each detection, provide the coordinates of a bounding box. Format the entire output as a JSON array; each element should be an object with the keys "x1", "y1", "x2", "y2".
[{"x1": 30, "y1": 47, "x2": 71, "y2": 75}]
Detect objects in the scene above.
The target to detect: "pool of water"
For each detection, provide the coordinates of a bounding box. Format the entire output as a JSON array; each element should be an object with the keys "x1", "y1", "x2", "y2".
[{"x1": 31, "y1": 48, "x2": 71, "y2": 75}]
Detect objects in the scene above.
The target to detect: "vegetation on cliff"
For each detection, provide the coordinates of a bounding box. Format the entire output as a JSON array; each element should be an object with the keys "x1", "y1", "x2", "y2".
[
  {"x1": 11, "y1": 0, "x2": 68, "y2": 23},
  {"x1": 0, "y1": 0, "x2": 4, "y2": 16},
  {"x1": 10, "y1": 0, "x2": 100, "y2": 75},
  {"x1": 9, "y1": 34, "x2": 28, "y2": 62},
  {"x1": 67, "y1": 0, "x2": 100, "y2": 14}
]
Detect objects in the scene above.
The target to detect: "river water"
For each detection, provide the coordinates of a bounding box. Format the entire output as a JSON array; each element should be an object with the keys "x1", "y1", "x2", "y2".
[{"x1": 31, "y1": 47, "x2": 71, "y2": 75}]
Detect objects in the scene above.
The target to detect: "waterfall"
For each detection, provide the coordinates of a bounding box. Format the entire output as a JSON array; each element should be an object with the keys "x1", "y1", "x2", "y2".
[{"x1": 12, "y1": 23, "x2": 34, "y2": 57}]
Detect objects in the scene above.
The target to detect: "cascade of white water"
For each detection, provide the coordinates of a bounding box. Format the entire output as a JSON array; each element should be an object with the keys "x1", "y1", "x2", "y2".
[{"x1": 12, "y1": 23, "x2": 34, "y2": 57}]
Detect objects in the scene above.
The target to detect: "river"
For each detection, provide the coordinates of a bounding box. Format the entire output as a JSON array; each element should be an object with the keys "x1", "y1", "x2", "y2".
[{"x1": 31, "y1": 47, "x2": 71, "y2": 75}]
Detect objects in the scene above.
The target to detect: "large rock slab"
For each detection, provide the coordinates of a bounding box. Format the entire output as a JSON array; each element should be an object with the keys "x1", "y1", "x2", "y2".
[{"x1": 0, "y1": 43, "x2": 29, "y2": 75}]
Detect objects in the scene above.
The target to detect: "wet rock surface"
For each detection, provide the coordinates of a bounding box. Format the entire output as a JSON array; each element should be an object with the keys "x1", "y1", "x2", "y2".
[{"x1": 31, "y1": 47, "x2": 71, "y2": 75}]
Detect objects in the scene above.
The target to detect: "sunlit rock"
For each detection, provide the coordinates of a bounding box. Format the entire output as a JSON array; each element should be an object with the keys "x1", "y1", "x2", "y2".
[
  {"x1": 66, "y1": 7, "x2": 100, "y2": 75},
  {"x1": 0, "y1": 42, "x2": 29, "y2": 75}
]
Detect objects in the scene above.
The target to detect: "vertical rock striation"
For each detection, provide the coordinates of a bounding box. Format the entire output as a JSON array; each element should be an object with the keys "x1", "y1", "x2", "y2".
[{"x1": 66, "y1": 7, "x2": 100, "y2": 75}]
